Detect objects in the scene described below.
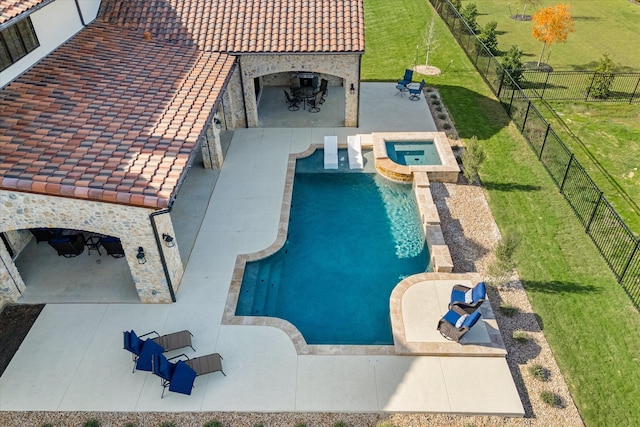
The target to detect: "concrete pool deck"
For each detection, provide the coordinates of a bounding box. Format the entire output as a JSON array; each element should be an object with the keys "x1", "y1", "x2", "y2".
[{"x1": 0, "y1": 84, "x2": 524, "y2": 416}]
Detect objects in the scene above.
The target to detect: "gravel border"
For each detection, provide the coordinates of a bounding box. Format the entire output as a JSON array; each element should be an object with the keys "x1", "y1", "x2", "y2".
[{"x1": 0, "y1": 90, "x2": 585, "y2": 426}]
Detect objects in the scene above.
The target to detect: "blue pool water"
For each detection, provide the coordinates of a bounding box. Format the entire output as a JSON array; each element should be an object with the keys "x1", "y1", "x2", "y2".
[
  {"x1": 385, "y1": 140, "x2": 442, "y2": 166},
  {"x1": 236, "y1": 153, "x2": 429, "y2": 345}
]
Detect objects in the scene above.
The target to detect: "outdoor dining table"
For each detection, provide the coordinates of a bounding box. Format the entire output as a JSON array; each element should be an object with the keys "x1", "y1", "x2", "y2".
[{"x1": 293, "y1": 86, "x2": 315, "y2": 110}]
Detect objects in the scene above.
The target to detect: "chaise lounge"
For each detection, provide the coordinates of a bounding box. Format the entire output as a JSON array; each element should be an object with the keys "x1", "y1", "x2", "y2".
[
  {"x1": 123, "y1": 329, "x2": 195, "y2": 372},
  {"x1": 152, "y1": 352, "x2": 226, "y2": 397},
  {"x1": 449, "y1": 281, "x2": 486, "y2": 313}
]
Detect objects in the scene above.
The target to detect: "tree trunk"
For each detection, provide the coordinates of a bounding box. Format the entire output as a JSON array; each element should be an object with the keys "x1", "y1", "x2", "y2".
[{"x1": 537, "y1": 42, "x2": 546, "y2": 66}]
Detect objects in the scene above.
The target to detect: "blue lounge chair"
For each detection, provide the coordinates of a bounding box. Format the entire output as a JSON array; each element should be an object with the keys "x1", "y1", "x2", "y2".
[
  {"x1": 449, "y1": 281, "x2": 486, "y2": 313},
  {"x1": 437, "y1": 306, "x2": 482, "y2": 342},
  {"x1": 398, "y1": 68, "x2": 413, "y2": 86},
  {"x1": 408, "y1": 79, "x2": 426, "y2": 101},
  {"x1": 123, "y1": 329, "x2": 194, "y2": 372},
  {"x1": 152, "y1": 352, "x2": 226, "y2": 397}
]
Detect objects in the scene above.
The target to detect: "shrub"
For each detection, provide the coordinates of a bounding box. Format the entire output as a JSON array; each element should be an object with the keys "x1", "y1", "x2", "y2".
[
  {"x1": 333, "y1": 422, "x2": 349, "y2": 427},
  {"x1": 540, "y1": 390, "x2": 561, "y2": 407},
  {"x1": 203, "y1": 422, "x2": 223, "y2": 427},
  {"x1": 461, "y1": 135, "x2": 485, "y2": 183},
  {"x1": 438, "y1": 113, "x2": 447, "y2": 120},
  {"x1": 501, "y1": 45, "x2": 524, "y2": 86},
  {"x1": 83, "y1": 420, "x2": 100, "y2": 427},
  {"x1": 376, "y1": 422, "x2": 395, "y2": 427},
  {"x1": 512, "y1": 330, "x2": 529, "y2": 343},
  {"x1": 430, "y1": 93, "x2": 439, "y2": 99},
  {"x1": 589, "y1": 53, "x2": 615, "y2": 99},
  {"x1": 41, "y1": 424, "x2": 54, "y2": 427},
  {"x1": 431, "y1": 99, "x2": 441, "y2": 106},
  {"x1": 442, "y1": 122, "x2": 452, "y2": 130},
  {"x1": 499, "y1": 302, "x2": 518, "y2": 317},
  {"x1": 294, "y1": 423, "x2": 307, "y2": 427},
  {"x1": 477, "y1": 20, "x2": 499, "y2": 55},
  {"x1": 529, "y1": 364, "x2": 550, "y2": 381},
  {"x1": 488, "y1": 231, "x2": 520, "y2": 286},
  {"x1": 124, "y1": 423, "x2": 138, "y2": 427},
  {"x1": 461, "y1": 3, "x2": 479, "y2": 34},
  {"x1": 159, "y1": 423, "x2": 176, "y2": 427},
  {"x1": 435, "y1": 105, "x2": 443, "y2": 112}
]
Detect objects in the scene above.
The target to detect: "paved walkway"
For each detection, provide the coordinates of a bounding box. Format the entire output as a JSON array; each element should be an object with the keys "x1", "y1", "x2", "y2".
[{"x1": 0, "y1": 84, "x2": 523, "y2": 416}]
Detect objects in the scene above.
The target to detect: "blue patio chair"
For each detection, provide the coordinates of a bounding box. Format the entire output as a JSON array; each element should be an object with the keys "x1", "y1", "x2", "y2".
[
  {"x1": 123, "y1": 329, "x2": 194, "y2": 372},
  {"x1": 408, "y1": 79, "x2": 426, "y2": 101},
  {"x1": 152, "y1": 352, "x2": 226, "y2": 397},
  {"x1": 437, "y1": 306, "x2": 482, "y2": 342},
  {"x1": 449, "y1": 281, "x2": 486, "y2": 313},
  {"x1": 398, "y1": 68, "x2": 413, "y2": 86}
]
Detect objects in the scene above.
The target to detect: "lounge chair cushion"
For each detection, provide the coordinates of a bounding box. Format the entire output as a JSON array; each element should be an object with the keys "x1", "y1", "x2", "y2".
[
  {"x1": 462, "y1": 311, "x2": 481, "y2": 329},
  {"x1": 137, "y1": 339, "x2": 164, "y2": 372},
  {"x1": 442, "y1": 309, "x2": 460, "y2": 327},
  {"x1": 129, "y1": 330, "x2": 142, "y2": 355},
  {"x1": 472, "y1": 282, "x2": 486, "y2": 302},
  {"x1": 154, "y1": 353, "x2": 175, "y2": 381},
  {"x1": 168, "y1": 361, "x2": 198, "y2": 395},
  {"x1": 455, "y1": 314, "x2": 468, "y2": 329},
  {"x1": 465, "y1": 290, "x2": 473, "y2": 304}
]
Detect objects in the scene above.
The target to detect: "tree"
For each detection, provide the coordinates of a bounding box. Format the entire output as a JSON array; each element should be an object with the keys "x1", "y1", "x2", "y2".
[
  {"x1": 422, "y1": 16, "x2": 438, "y2": 66},
  {"x1": 531, "y1": 4, "x2": 574, "y2": 66},
  {"x1": 519, "y1": 0, "x2": 541, "y2": 19},
  {"x1": 589, "y1": 53, "x2": 615, "y2": 99},
  {"x1": 478, "y1": 20, "x2": 499, "y2": 55},
  {"x1": 461, "y1": 135, "x2": 485, "y2": 184},
  {"x1": 501, "y1": 45, "x2": 524, "y2": 86},
  {"x1": 461, "y1": 3, "x2": 479, "y2": 34},
  {"x1": 450, "y1": 0, "x2": 462, "y2": 11}
]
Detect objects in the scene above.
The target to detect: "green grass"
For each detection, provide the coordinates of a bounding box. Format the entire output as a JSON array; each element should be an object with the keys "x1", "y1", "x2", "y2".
[
  {"x1": 468, "y1": 0, "x2": 640, "y2": 71},
  {"x1": 539, "y1": 100, "x2": 640, "y2": 234},
  {"x1": 362, "y1": 0, "x2": 640, "y2": 425}
]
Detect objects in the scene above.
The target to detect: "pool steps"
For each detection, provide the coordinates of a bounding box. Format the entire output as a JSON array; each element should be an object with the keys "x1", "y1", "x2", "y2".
[
  {"x1": 323, "y1": 135, "x2": 338, "y2": 169},
  {"x1": 240, "y1": 258, "x2": 283, "y2": 316},
  {"x1": 347, "y1": 135, "x2": 363, "y2": 169}
]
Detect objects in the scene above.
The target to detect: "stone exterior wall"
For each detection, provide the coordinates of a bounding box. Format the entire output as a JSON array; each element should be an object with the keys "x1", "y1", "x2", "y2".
[
  {"x1": 2, "y1": 229, "x2": 31, "y2": 255},
  {"x1": 239, "y1": 53, "x2": 361, "y2": 127},
  {"x1": 223, "y1": 66, "x2": 247, "y2": 130},
  {"x1": 0, "y1": 190, "x2": 184, "y2": 304}
]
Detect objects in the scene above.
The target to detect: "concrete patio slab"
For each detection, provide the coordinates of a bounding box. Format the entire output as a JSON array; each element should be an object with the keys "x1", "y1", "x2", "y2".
[{"x1": 1, "y1": 83, "x2": 523, "y2": 417}]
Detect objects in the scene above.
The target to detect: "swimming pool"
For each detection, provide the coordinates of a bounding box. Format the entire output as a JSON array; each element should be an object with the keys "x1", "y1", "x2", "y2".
[
  {"x1": 385, "y1": 140, "x2": 442, "y2": 166},
  {"x1": 236, "y1": 151, "x2": 429, "y2": 345}
]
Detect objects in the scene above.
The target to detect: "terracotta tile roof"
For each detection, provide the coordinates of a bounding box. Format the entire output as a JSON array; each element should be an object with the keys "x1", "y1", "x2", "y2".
[
  {"x1": 99, "y1": 0, "x2": 365, "y2": 53},
  {"x1": 0, "y1": 0, "x2": 47, "y2": 25},
  {"x1": 0, "y1": 23, "x2": 235, "y2": 209}
]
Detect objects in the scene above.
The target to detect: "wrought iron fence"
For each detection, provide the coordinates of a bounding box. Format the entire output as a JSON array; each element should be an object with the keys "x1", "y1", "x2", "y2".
[
  {"x1": 520, "y1": 70, "x2": 640, "y2": 103},
  {"x1": 429, "y1": 0, "x2": 640, "y2": 309}
]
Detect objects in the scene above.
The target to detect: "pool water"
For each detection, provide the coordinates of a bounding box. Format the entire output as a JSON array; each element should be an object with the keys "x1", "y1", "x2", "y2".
[
  {"x1": 236, "y1": 158, "x2": 429, "y2": 345},
  {"x1": 385, "y1": 140, "x2": 442, "y2": 166}
]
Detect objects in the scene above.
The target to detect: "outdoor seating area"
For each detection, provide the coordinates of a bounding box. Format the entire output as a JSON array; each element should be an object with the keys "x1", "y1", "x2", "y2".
[
  {"x1": 28, "y1": 228, "x2": 128, "y2": 259},
  {"x1": 395, "y1": 69, "x2": 426, "y2": 101},
  {"x1": 284, "y1": 73, "x2": 329, "y2": 113}
]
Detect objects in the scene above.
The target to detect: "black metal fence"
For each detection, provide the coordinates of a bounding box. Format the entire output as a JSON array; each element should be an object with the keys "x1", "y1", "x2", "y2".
[
  {"x1": 429, "y1": 0, "x2": 640, "y2": 309},
  {"x1": 520, "y1": 70, "x2": 640, "y2": 103}
]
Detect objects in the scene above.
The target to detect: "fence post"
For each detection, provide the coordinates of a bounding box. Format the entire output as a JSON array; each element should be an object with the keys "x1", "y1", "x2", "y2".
[
  {"x1": 540, "y1": 70, "x2": 551, "y2": 99},
  {"x1": 521, "y1": 101, "x2": 531, "y2": 133},
  {"x1": 631, "y1": 75, "x2": 640, "y2": 104},
  {"x1": 539, "y1": 123, "x2": 551, "y2": 160},
  {"x1": 508, "y1": 89, "x2": 516, "y2": 115},
  {"x1": 497, "y1": 70, "x2": 505, "y2": 99},
  {"x1": 585, "y1": 191, "x2": 603, "y2": 234},
  {"x1": 559, "y1": 153, "x2": 574, "y2": 194},
  {"x1": 585, "y1": 72, "x2": 597, "y2": 101},
  {"x1": 620, "y1": 240, "x2": 639, "y2": 284}
]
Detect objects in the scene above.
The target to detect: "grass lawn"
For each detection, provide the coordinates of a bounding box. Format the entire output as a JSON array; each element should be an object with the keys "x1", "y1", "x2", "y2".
[
  {"x1": 539, "y1": 101, "x2": 640, "y2": 234},
  {"x1": 467, "y1": 0, "x2": 640, "y2": 71},
  {"x1": 363, "y1": 0, "x2": 640, "y2": 425}
]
